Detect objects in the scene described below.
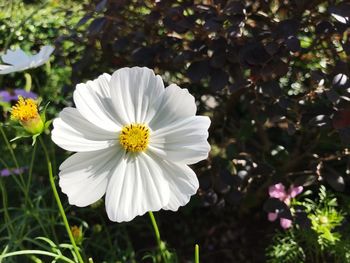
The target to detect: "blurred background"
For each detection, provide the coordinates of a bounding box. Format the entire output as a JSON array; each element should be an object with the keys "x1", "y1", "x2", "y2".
[{"x1": 0, "y1": 0, "x2": 350, "y2": 262}]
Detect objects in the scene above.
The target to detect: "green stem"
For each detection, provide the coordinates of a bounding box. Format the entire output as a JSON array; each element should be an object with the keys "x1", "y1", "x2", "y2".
[
  {"x1": 24, "y1": 73, "x2": 32, "y2": 92},
  {"x1": 0, "y1": 126, "x2": 33, "y2": 218},
  {"x1": 148, "y1": 211, "x2": 161, "y2": 244},
  {"x1": 0, "y1": 180, "x2": 15, "y2": 236},
  {"x1": 0, "y1": 126, "x2": 18, "y2": 166},
  {"x1": 0, "y1": 157, "x2": 27, "y2": 195},
  {"x1": 0, "y1": 128, "x2": 50, "y2": 238},
  {"x1": 39, "y1": 136, "x2": 84, "y2": 263},
  {"x1": 0, "y1": 158, "x2": 51, "y2": 245},
  {"x1": 195, "y1": 244, "x2": 199, "y2": 263},
  {"x1": 0, "y1": 250, "x2": 76, "y2": 263},
  {"x1": 148, "y1": 211, "x2": 167, "y2": 263},
  {"x1": 26, "y1": 142, "x2": 37, "y2": 194}
]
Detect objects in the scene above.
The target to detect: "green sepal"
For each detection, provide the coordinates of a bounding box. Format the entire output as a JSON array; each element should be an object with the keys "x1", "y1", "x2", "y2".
[
  {"x1": 40, "y1": 101, "x2": 50, "y2": 123},
  {"x1": 40, "y1": 101, "x2": 52, "y2": 132},
  {"x1": 10, "y1": 133, "x2": 31, "y2": 142},
  {"x1": 44, "y1": 119, "x2": 52, "y2": 130},
  {"x1": 31, "y1": 133, "x2": 40, "y2": 146},
  {"x1": 7, "y1": 120, "x2": 32, "y2": 142}
]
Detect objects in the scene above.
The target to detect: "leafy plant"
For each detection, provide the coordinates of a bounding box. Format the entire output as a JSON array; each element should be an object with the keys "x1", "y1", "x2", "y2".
[
  {"x1": 266, "y1": 230, "x2": 305, "y2": 263},
  {"x1": 266, "y1": 186, "x2": 350, "y2": 263},
  {"x1": 304, "y1": 186, "x2": 344, "y2": 248}
]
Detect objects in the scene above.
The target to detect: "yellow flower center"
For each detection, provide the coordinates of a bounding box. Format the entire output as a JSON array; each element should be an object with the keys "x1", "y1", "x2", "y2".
[
  {"x1": 119, "y1": 123, "x2": 150, "y2": 152},
  {"x1": 11, "y1": 96, "x2": 39, "y2": 122}
]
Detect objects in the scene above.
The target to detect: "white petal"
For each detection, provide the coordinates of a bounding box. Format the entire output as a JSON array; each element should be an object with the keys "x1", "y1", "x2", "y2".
[
  {"x1": 105, "y1": 153, "x2": 170, "y2": 222},
  {"x1": 30, "y1": 45, "x2": 54, "y2": 67},
  {"x1": 0, "y1": 65, "x2": 24, "y2": 75},
  {"x1": 332, "y1": 14, "x2": 349, "y2": 24},
  {"x1": 148, "y1": 84, "x2": 196, "y2": 130},
  {"x1": 0, "y1": 65, "x2": 11, "y2": 70},
  {"x1": 1, "y1": 48, "x2": 30, "y2": 66},
  {"x1": 110, "y1": 67, "x2": 164, "y2": 124},
  {"x1": 160, "y1": 160, "x2": 199, "y2": 211},
  {"x1": 59, "y1": 146, "x2": 123, "y2": 207},
  {"x1": 52, "y1": 107, "x2": 117, "y2": 152},
  {"x1": 73, "y1": 73, "x2": 123, "y2": 131},
  {"x1": 149, "y1": 116, "x2": 211, "y2": 164}
]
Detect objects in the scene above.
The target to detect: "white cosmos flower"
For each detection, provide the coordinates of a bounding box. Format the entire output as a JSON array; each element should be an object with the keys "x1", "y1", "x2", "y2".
[
  {"x1": 51, "y1": 67, "x2": 211, "y2": 222},
  {"x1": 0, "y1": 45, "x2": 54, "y2": 74}
]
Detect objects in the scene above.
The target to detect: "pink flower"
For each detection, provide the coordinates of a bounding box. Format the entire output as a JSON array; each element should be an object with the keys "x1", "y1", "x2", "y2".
[
  {"x1": 280, "y1": 218, "x2": 292, "y2": 229},
  {"x1": 267, "y1": 183, "x2": 303, "y2": 229},
  {"x1": 269, "y1": 183, "x2": 287, "y2": 200},
  {"x1": 289, "y1": 185, "x2": 303, "y2": 198},
  {"x1": 268, "y1": 212, "x2": 278, "y2": 221}
]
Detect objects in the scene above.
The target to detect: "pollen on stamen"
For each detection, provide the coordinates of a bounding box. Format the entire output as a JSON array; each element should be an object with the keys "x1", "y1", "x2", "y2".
[
  {"x1": 11, "y1": 96, "x2": 39, "y2": 122},
  {"x1": 119, "y1": 123, "x2": 150, "y2": 153}
]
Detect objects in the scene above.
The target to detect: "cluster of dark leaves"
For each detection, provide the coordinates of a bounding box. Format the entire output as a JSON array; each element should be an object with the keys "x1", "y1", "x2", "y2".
[{"x1": 59, "y1": 0, "x2": 350, "y2": 261}]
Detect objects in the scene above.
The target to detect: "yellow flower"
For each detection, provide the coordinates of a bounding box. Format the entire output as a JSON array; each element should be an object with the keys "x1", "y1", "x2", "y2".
[{"x1": 11, "y1": 96, "x2": 44, "y2": 135}]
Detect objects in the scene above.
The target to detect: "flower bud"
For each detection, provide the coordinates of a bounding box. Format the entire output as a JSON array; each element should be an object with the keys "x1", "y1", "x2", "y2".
[
  {"x1": 11, "y1": 96, "x2": 44, "y2": 135},
  {"x1": 71, "y1": 225, "x2": 83, "y2": 245}
]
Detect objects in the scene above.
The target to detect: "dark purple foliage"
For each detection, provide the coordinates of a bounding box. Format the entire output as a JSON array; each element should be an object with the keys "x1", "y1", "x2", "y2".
[{"x1": 60, "y1": 0, "x2": 350, "y2": 261}]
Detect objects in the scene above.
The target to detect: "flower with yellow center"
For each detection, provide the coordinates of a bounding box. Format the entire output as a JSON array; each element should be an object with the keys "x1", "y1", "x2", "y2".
[
  {"x1": 11, "y1": 96, "x2": 44, "y2": 135},
  {"x1": 52, "y1": 67, "x2": 211, "y2": 222}
]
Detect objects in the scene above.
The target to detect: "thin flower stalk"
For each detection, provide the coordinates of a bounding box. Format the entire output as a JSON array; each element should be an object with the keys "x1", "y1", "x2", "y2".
[
  {"x1": 148, "y1": 211, "x2": 168, "y2": 262},
  {"x1": 39, "y1": 136, "x2": 84, "y2": 263},
  {"x1": 195, "y1": 244, "x2": 199, "y2": 263}
]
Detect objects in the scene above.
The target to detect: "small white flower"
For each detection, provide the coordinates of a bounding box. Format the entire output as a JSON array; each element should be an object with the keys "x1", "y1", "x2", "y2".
[
  {"x1": 52, "y1": 67, "x2": 211, "y2": 222},
  {"x1": 0, "y1": 45, "x2": 54, "y2": 74}
]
